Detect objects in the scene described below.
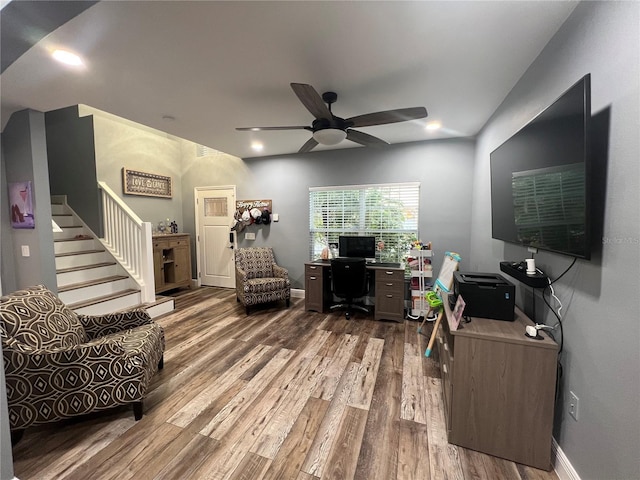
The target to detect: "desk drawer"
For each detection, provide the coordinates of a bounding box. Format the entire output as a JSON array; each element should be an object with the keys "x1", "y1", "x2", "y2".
[
  {"x1": 305, "y1": 264, "x2": 327, "y2": 312},
  {"x1": 375, "y1": 268, "x2": 404, "y2": 283}
]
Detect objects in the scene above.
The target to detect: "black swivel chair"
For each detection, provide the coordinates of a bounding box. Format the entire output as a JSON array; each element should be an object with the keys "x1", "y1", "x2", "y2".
[{"x1": 330, "y1": 257, "x2": 370, "y2": 319}]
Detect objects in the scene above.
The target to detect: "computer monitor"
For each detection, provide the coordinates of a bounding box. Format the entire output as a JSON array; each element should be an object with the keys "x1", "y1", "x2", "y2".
[{"x1": 338, "y1": 236, "x2": 376, "y2": 260}]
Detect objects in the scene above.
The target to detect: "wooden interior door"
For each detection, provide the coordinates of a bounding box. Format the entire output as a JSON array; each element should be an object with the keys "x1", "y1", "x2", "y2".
[{"x1": 195, "y1": 186, "x2": 236, "y2": 288}]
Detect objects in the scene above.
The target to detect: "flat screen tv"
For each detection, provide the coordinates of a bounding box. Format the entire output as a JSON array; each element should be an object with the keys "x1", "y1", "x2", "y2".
[
  {"x1": 338, "y1": 235, "x2": 376, "y2": 259},
  {"x1": 490, "y1": 74, "x2": 591, "y2": 259}
]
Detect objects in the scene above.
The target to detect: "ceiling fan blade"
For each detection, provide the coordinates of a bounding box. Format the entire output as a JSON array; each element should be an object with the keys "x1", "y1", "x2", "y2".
[
  {"x1": 347, "y1": 107, "x2": 428, "y2": 128},
  {"x1": 291, "y1": 83, "x2": 333, "y2": 119},
  {"x1": 346, "y1": 129, "x2": 389, "y2": 147},
  {"x1": 298, "y1": 137, "x2": 319, "y2": 153},
  {"x1": 236, "y1": 126, "x2": 309, "y2": 131}
]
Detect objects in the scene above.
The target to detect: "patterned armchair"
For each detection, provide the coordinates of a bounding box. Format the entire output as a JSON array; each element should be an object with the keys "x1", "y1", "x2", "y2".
[
  {"x1": 235, "y1": 247, "x2": 291, "y2": 315},
  {"x1": 0, "y1": 285, "x2": 165, "y2": 440}
]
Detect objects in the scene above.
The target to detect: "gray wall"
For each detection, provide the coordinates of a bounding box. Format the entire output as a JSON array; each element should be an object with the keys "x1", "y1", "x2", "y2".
[
  {"x1": 181, "y1": 138, "x2": 477, "y2": 289},
  {"x1": 90, "y1": 109, "x2": 185, "y2": 230},
  {"x1": 0, "y1": 143, "x2": 14, "y2": 480},
  {"x1": 2, "y1": 109, "x2": 57, "y2": 291},
  {"x1": 470, "y1": 2, "x2": 639, "y2": 478},
  {"x1": 46, "y1": 106, "x2": 103, "y2": 237}
]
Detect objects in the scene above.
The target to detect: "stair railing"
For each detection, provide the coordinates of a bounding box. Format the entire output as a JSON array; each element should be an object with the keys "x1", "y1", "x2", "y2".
[{"x1": 98, "y1": 181, "x2": 155, "y2": 303}]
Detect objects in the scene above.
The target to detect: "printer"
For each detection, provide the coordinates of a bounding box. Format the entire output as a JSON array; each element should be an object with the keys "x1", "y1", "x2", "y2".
[{"x1": 452, "y1": 272, "x2": 515, "y2": 321}]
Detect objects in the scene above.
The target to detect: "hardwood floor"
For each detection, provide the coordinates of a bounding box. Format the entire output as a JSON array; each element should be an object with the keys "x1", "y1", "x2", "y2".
[{"x1": 11, "y1": 287, "x2": 559, "y2": 480}]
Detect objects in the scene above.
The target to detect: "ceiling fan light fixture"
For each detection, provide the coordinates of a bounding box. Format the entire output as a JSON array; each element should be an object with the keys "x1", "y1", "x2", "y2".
[{"x1": 313, "y1": 128, "x2": 347, "y2": 145}]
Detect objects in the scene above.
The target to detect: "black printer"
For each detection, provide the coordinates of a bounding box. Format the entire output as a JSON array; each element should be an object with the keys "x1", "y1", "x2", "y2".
[{"x1": 452, "y1": 272, "x2": 515, "y2": 321}]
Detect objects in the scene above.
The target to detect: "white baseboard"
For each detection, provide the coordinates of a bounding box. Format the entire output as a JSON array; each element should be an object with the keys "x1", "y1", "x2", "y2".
[
  {"x1": 553, "y1": 437, "x2": 581, "y2": 480},
  {"x1": 291, "y1": 288, "x2": 305, "y2": 298}
]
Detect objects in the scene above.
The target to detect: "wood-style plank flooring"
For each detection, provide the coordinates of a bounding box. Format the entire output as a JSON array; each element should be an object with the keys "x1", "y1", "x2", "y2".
[{"x1": 11, "y1": 287, "x2": 559, "y2": 480}]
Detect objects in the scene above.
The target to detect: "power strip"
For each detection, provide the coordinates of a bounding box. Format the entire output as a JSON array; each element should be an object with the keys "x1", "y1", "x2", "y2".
[{"x1": 499, "y1": 261, "x2": 548, "y2": 288}]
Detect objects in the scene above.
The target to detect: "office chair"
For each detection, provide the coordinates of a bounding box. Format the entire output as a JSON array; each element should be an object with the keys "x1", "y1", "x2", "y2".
[{"x1": 330, "y1": 257, "x2": 370, "y2": 319}]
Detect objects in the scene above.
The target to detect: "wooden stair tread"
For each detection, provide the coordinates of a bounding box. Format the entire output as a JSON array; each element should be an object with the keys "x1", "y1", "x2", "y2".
[
  {"x1": 58, "y1": 275, "x2": 129, "y2": 293},
  {"x1": 57, "y1": 262, "x2": 117, "y2": 274},
  {"x1": 68, "y1": 288, "x2": 140, "y2": 310},
  {"x1": 55, "y1": 236, "x2": 94, "y2": 243},
  {"x1": 55, "y1": 249, "x2": 105, "y2": 258}
]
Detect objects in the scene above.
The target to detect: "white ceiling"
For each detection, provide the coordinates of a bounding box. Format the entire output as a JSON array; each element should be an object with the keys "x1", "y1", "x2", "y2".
[{"x1": 0, "y1": 1, "x2": 578, "y2": 159}]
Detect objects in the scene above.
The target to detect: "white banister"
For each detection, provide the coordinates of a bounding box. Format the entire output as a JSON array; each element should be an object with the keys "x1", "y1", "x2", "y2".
[{"x1": 98, "y1": 181, "x2": 155, "y2": 303}]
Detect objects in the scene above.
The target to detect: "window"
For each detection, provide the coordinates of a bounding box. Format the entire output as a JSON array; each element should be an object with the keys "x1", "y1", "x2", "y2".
[{"x1": 309, "y1": 183, "x2": 419, "y2": 262}]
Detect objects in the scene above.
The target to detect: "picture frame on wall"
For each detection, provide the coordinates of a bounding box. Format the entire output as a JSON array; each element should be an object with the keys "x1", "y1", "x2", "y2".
[
  {"x1": 9, "y1": 181, "x2": 35, "y2": 229},
  {"x1": 122, "y1": 168, "x2": 172, "y2": 198}
]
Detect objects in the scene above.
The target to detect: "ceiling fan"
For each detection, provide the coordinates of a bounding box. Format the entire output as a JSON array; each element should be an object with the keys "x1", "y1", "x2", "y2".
[{"x1": 236, "y1": 83, "x2": 428, "y2": 153}]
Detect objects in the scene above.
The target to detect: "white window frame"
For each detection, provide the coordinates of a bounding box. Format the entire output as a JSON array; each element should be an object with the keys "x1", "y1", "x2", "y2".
[{"x1": 309, "y1": 182, "x2": 420, "y2": 263}]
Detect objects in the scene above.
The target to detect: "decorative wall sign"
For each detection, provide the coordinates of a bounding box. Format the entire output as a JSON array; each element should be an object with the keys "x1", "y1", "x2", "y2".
[
  {"x1": 9, "y1": 181, "x2": 35, "y2": 229},
  {"x1": 232, "y1": 199, "x2": 273, "y2": 231},
  {"x1": 235, "y1": 199, "x2": 272, "y2": 212},
  {"x1": 122, "y1": 168, "x2": 172, "y2": 198}
]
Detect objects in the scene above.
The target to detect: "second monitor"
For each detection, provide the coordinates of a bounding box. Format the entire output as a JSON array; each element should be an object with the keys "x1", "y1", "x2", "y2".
[{"x1": 338, "y1": 235, "x2": 376, "y2": 260}]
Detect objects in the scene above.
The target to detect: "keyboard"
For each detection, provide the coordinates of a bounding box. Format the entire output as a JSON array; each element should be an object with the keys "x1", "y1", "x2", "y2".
[{"x1": 366, "y1": 262, "x2": 401, "y2": 268}]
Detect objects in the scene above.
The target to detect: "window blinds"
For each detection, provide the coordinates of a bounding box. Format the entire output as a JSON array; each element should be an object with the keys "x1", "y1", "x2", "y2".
[{"x1": 309, "y1": 183, "x2": 419, "y2": 262}]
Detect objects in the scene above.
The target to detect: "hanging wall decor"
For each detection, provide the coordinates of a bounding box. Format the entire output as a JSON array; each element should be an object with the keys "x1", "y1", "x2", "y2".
[
  {"x1": 122, "y1": 168, "x2": 172, "y2": 198},
  {"x1": 9, "y1": 181, "x2": 35, "y2": 229}
]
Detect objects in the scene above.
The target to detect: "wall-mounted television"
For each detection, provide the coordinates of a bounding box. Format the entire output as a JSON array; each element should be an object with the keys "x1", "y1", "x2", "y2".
[
  {"x1": 338, "y1": 235, "x2": 376, "y2": 259},
  {"x1": 490, "y1": 74, "x2": 591, "y2": 259}
]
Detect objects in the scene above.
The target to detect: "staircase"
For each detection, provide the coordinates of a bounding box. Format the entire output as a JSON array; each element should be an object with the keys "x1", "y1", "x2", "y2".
[{"x1": 52, "y1": 197, "x2": 174, "y2": 318}]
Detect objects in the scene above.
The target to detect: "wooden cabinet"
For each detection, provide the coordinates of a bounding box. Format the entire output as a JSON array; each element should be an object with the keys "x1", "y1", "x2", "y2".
[
  {"x1": 152, "y1": 234, "x2": 192, "y2": 294},
  {"x1": 437, "y1": 295, "x2": 558, "y2": 470},
  {"x1": 304, "y1": 262, "x2": 330, "y2": 312},
  {"x1": 373, "y1": 267, "x2": 405, "y2": 322}
]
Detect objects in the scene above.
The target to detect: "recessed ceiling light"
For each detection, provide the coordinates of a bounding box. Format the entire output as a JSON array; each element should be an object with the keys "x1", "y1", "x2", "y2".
[
  {"x1": 251, "y1": 142, "x2": 264, "y2": 152},
  {"x1": 426, "y1": 121, "x2": 441, "y2": 131},
  {"x1": 52, "y1": 49, "x2": 84, "y2": 66}
]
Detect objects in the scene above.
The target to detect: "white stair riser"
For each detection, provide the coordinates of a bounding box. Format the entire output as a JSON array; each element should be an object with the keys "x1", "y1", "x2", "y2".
[
  {"x1": 59, "y1": 278, "x2": 134, "y2": 305},
  {"x1": 54, "y1": 227, "x2": 88, "y2": 241},
  {"x1": 55, "y1": 251, "x2": 110, "y2": 270},
  {"x1": 57, "y1": 264, "x2": 122, "y2": 287},
  {"x1": 52, "y1": 215, "x2": 80, "y2": 228},
  {"x1": 54, "y1": 239, "x2": 100, "y2": 254},
  {"x1": 73, "y1": 292, "x2": 141, "y2": 316},
  {"x1": 146, "y1": 300, "x2": 175, "y2": 319},
  {"x1": 51, "y1": 204, "x2": 67, "y2": 215}
]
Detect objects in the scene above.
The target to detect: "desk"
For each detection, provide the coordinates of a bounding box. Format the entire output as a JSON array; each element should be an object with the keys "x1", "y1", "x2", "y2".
[{"x1": 304, "y1": 260, "x2": 405, "y2": 322}]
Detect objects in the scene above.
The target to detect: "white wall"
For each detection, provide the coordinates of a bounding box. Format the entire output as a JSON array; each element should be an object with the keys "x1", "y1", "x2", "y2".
[{"x1": 470, "y1": 2, "x2": 639, "y2": 478}]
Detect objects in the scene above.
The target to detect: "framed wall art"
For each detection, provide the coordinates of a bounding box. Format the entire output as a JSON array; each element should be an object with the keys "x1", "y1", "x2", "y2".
[
  {"x1": 9, "y1": 181, "x2": 35, "y2": 229},
  {"x1": 122, "y1": 168, "x2": 172, "y2": 198}
]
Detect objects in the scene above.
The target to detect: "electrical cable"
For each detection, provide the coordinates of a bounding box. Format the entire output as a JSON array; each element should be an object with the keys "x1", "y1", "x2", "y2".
[
  {"x1": 550, "y1": 257, "x2": 577, "y2": 285},
  {"x1": 543, "y1": 283, "x2": 564, "y2": 354}
]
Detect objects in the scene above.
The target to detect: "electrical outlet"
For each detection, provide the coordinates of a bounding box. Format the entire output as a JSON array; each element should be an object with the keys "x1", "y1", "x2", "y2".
[
  {"x1": 245, "y1": 232, "x2": 255, "y2": 240},
  {"x1": 568, "y1": 391, "x2": 579, "y2": 421}
]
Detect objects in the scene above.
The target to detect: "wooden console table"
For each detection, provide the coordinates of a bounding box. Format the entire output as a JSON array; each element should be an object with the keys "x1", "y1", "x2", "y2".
[
  {"x1": 304, "y1": 260, "x2": 405, "y2": 322},
  {"x1": 437, "y1": 294, "x2": 558, "y2": 470}
]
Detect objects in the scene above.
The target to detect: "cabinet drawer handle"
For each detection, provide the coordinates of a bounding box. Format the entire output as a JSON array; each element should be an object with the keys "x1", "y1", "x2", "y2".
[
  {"x1": 386, "y1": 294, "x2": 394, "y2": 298},
  {"x1": 309, "y1": 276, "x2": 317, "y2": 280},
  {"x1": 385, "y1": 283, "x2": 394, "y2": 286},
  {"x1": 442, "y1": 363, "x2": 448, "y2": 374},
  {"x1": 385, "y1": 271, "x2": 394, "y2": 275},
  {"x1": 444, "y1": 343, "x2": 449, "y2": 352},
  {"x1": 309, "y1": 266, "x2": 317, "y2": 270}
]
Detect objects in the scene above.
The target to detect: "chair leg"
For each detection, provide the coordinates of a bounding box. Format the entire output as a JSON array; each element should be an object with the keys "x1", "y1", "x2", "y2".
[
  {"x1": 11, "y1": 429, "x2": 24, "y2": 446},
  {"x1": 245, "y1": 306, "x2": 250, "y2": 315},
  {"x1": 133, "y1": 401, "x2": 143, "y2": 421},
  {"x1": 286, "y1": 299, "x2": 290, "y2": 308},
  {"x1": 158, "y1": 355, "x2": 164, "y2": 370}
]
